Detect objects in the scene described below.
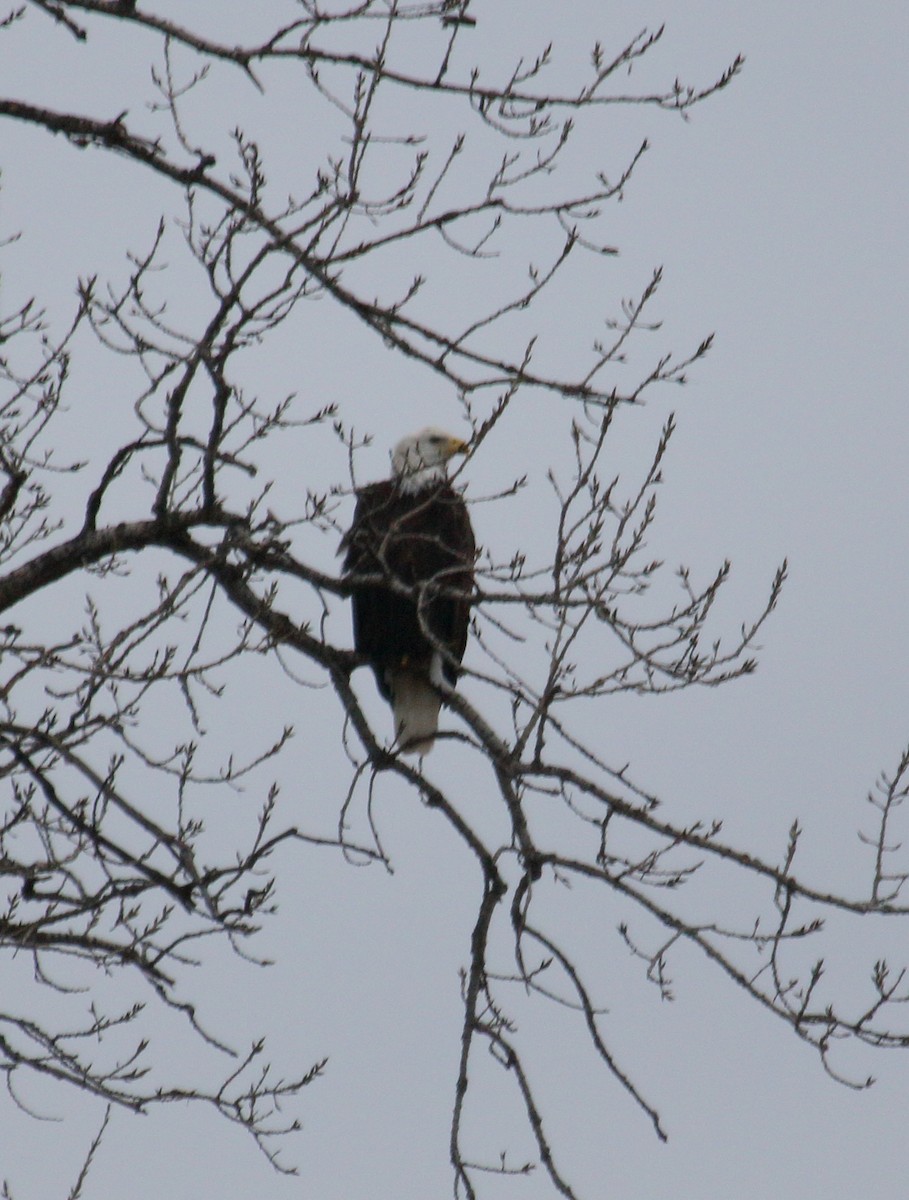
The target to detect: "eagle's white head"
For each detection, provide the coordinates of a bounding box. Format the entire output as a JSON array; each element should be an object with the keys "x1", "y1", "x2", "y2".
[{"x1": 391, "y1": 427, "x2": 469, "y2": 493}]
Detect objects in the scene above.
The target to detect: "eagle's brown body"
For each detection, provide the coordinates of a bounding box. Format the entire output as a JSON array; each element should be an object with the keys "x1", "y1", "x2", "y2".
[{"x1": 342, "y1": 431, "x2": 474, "y2": 753}]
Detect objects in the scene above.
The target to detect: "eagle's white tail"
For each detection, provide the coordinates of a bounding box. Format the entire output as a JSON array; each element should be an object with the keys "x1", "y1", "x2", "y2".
[{"x1": 390, "y1": 671, "x2": 441, "y2": 755}]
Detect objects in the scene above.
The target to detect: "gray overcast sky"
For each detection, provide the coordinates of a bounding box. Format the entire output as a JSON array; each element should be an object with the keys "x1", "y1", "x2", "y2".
[{"x1": 2, "y1": 2, "x2": 909, "y2": 1197}]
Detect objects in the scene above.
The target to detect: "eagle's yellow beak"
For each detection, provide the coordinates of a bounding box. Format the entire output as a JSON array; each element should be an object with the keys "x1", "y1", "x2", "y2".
[{"x1": 446, "y1": 436, "x2": 469, "y2": 458}]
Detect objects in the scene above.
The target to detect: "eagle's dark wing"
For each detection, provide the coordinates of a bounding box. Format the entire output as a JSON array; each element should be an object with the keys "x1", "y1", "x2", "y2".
[{"x1": 342, "y1": 481, "x2": 475, "y2": 697}]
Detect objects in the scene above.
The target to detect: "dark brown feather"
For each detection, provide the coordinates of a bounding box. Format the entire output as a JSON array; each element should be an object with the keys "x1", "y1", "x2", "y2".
[{"x1": 342, "y1": 479, "x2": 475, "y2": 702}]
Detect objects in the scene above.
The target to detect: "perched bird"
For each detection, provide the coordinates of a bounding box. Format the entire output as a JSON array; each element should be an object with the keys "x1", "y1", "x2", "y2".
[{"x1": 342, "y1": 428, "x2": 475, "y2": 754}]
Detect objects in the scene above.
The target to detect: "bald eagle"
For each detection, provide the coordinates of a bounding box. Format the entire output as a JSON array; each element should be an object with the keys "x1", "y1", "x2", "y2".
[{"x1": 342, "y1": 428, "x2": 476, "y2": 754}]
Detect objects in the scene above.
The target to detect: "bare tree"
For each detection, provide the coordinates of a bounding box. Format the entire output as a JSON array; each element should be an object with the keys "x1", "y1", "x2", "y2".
[{"x1": 1, "y1": 3, "x2": 907, "y2": 1197}]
